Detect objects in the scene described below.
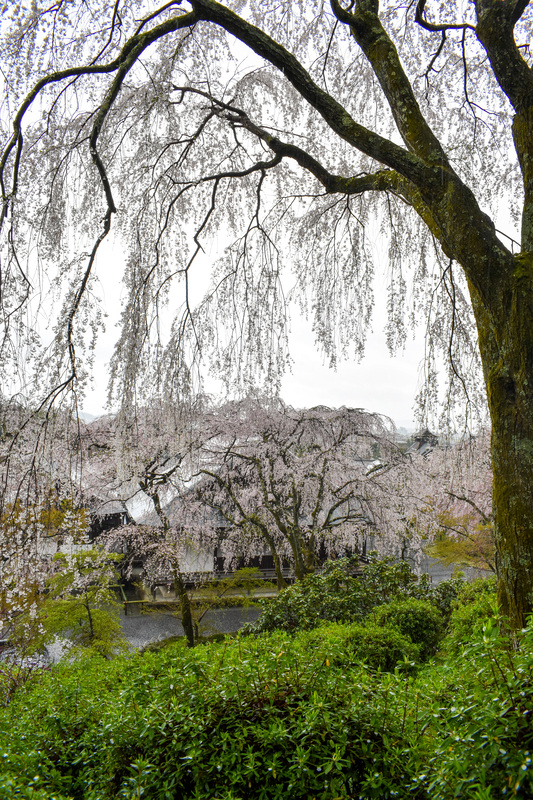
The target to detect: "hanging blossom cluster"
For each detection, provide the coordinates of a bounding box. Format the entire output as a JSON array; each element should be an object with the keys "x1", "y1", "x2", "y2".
[{"x1": 1, "y1": 0, "x2": 525, "y2": 424}]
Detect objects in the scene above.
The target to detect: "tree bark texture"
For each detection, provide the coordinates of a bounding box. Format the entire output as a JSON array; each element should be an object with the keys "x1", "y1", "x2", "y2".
[
  {"x1": 174, "y1": 568, "x2": 196, "y2": 648},
  {"x1": 477, "y1": 254, "x2": 533, "y2": 628}
]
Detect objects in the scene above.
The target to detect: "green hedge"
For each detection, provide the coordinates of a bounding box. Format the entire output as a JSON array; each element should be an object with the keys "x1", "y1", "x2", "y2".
[
  {"x1": 372, "y1": 597, "x2": 444, "y2": 660},
  {"x1": 440, "y1": 576, "x2": 498, "y2": 655},
  {"x1": 300, "y1": 621, "x2": 420, "y2": 671}
]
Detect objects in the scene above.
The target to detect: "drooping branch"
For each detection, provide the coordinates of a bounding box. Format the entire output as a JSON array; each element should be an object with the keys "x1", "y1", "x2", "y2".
[
  {"x1": 0, "y1": 8, "x2": 199, "y2": 224},
  {"x1": 190, "y1": 0, "x2": 436, "y2": 188},
  {"x1": 171, "y1": 85, "x2": 433, "y2": 203},
  {"x1": 1, "y1": 7, "x2": 203, "y2": 392},
  {"x1": 414, "y1": 0, "x2": 476, "y2": 34},
  {"x1": 331, "y1": 0, "x2": 453, "y2": 167},
  {"x1": 446, "y1": 490, "x2": 492, "y2": 526},
  {"x1": 183, "y1": 0, "x2": 514, "y2": 312}
]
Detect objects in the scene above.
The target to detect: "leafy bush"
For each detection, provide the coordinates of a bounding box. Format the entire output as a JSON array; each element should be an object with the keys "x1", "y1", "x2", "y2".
[
  {"x1": 440, "y1": 576, "x2": 498, "y2": 655},
  {"x1": 245, "y1": 566, "x2": 358, "y2": 633},
  {"x1": 247, "y1": 556, "x2": 464, "y2": 636},
  {"x1": 0, "y1": 653, "x2": 50, "y2": 708},
  {"x1": 372, "y1": 598, "x2": 444, "y2": 660},
  {"x1": 0, "y1": 773, "x2": 70, "y2": 800},
  {"x1": 1, "y1": 616, "x2": 533, "y2": 799},
  {"x1": 427, "y1": 617, "x2": 533, "y2": 798},
  {"x1": 301, "y1": 621, "x2": 420, "y2": 671},
  {"x1": 452, "y1": 574, "x2": 497, "y2": 607},
  {"x1": 407, "y1": 571, "x2": 466, "y2": 618},
  {"x1": 0, "y1": 633, "x2": 427, "y2": 800},
  {"x1": 247, "y1": 556, "x2": 419, "y2": 634}
]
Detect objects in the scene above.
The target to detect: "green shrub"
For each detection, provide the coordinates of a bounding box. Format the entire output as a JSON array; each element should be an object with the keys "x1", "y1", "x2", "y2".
[
  {"x1": 453, "y1": 574, "x2": 497, "y2": 605},
  {"x1": 427, "y1": 617, "x2": 533, "y2": 798},
  {"x1": 247, "y1": 556, "x2": 423, "y2": 634},
  {"x1": 0, "y1": 633, "x2": 427, "y2": 800},
  {"x1": 1, "y1": 616, "x2": 533, "y2": 800},
  {"x1": 299, "y1": 621, "x2": 421, "y2": 671},
  {"x1": 407, "y1": 571, "x2": 466, "y2": 618},
  {"x1": 372, "y1": 598, "x2": 444, "y2": 659},
  {"x1": 440, "y1": 576, "x2": 498, "y2": 655},
  {"x1": 0, "y1": 773, "x2": 71, "y2": 799},
  {"x1": 245, "y1": 566, "x2": 360, "y2": 633},
  {"x1": 246, "y1": 556, "x2": 467, "y2": 637}
]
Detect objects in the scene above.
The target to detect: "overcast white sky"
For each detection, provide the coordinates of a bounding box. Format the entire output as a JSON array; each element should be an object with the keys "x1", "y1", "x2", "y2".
[{"x1": 280, "y1": 309, "x2": 421, "y2": 429}]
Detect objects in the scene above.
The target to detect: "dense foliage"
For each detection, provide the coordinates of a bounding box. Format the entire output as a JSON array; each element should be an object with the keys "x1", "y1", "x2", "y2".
[
  {"x1": 0, "y1": 604, "x2": 532, "y2": 798},
  {"x1": 2, "y1": 569, "x2": 531, "y2": 799},
  {"x1": 247, "y1": 557, "x2": 464, "y2": 635}
]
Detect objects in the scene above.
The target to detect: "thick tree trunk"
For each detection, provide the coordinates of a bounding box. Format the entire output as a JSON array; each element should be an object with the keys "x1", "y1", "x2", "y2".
[
  {"x1": 492, "y1": 416, "x2": 533, "y2": 631},
  {"x1": 303, "y1": 531, "x2": 317, "y2": 573},
  {"x1": 272, "y1": 550, "x2": 287, "y2": 591},
  {"x1": 475, "y1": 255, "x2": 533, "y2": 630},
  {"x1": 259, "y1": 525, "x2": 287, "y2": 590},
  {"x1": 174, "y1": 568, "x2": 195, "y2": 648},
  {"x1": 289, "y1": 530, "x2": 306, "y2": 580},
  {"x1": 289, "y1": 529, "x2": 315, "y2": 580},
  {"x1": 84, "y1": 591, "x2": 95, "y2": 641},
  {"x1": 151, "y1": 489, "x2": 197, "y2": 646}
]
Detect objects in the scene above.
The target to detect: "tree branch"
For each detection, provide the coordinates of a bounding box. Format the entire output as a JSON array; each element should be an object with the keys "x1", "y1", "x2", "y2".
[
  {"x1": 475, "y1": 0, "x2": 533, "y2": 114},
  {"x1": 190, "y1": 0, "x2": 436, "y2": 187},
  {"x1": 1, "y1": 8, "x2": 199, "y2": 224},
  {"x1": 331, "y1": 0, "x2": 452, "y2": 167},
  {"x1": 414, "y1": 0, "x2": 476, "y2": 34},
  {"x1": 172, "y1": 86, "x2": 425, "y2": 199},
  {"x1": 446, "y1": 490, "x2": 492, "y2": 525}
]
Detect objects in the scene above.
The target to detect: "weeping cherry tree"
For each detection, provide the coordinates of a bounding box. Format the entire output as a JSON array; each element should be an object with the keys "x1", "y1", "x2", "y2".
[
  {"x1": 1, "y1": 0, "x2": 532, "y2": 626},
  {"x1": 178, "y1": 398, "x2": 402, "y2": 587}
]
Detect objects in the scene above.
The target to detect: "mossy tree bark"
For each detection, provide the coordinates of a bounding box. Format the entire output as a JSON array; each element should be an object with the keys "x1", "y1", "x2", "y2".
[{"x1": 477, "y1": 256, "x2": 533, "y2": 628}]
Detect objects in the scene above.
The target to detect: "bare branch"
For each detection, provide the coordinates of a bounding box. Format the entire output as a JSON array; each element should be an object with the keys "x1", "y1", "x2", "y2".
[
  {"x1": 414, "y1": 0, "x2": 476, "y2": 34},
  {"x1": 191, "y1": 0, "x2": 436, "y2": 186}
]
